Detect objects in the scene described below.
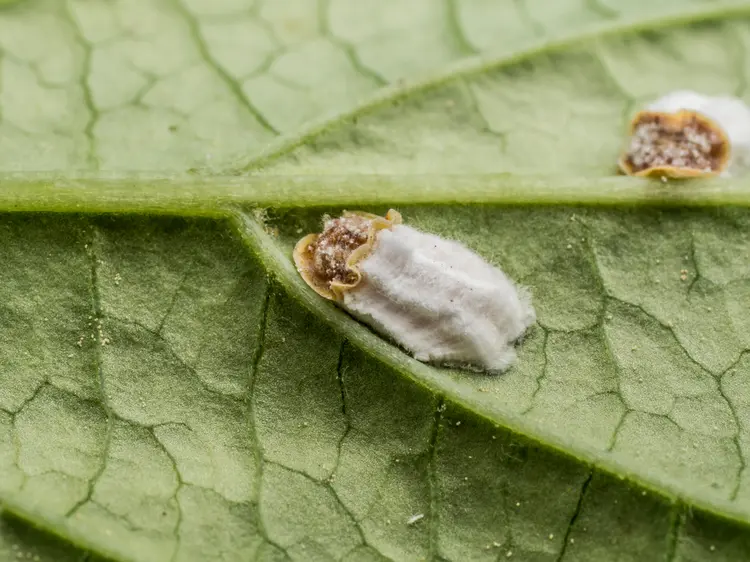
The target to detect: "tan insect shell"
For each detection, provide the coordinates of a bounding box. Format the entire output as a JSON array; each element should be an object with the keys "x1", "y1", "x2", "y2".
[
  {"x1": 618, "y1": 109, "x2": 731, "y2": 178},
  {"x1": 293, "y1": 209, "x2": 402, "y2": 301}
]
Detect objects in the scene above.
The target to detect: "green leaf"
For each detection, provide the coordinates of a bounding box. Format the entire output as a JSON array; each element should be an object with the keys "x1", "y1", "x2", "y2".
[
  {"x1": 0, "y1": 0, "x2": 743, "y2": 173},
  {"x1": 5, "y1": 1, "x2": 750, "y2": 562},
  {"x1": 0, "y1": 512, "x2": 92, "y2": 562},
  {"x1": 248, "y1": 11, "x2": 750, "y2": 176}
]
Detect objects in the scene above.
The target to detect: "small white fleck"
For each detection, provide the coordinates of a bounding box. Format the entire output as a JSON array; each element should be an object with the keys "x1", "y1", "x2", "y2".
[
  {"x1": 567, "y1": 244, "x2": 573, "y2": 249},
  {"x1": 710, "y1": 545, "x2": 716, "y2": 552},
  {"x1": 549, "y1": 534, "x2": 554, "y2": 540},
  {"x1": 406, "y1": 513, "x2": 424, "y2": 525},
  {"x1": 455, "y1": 421, "x2": 461, "y2": 426}
]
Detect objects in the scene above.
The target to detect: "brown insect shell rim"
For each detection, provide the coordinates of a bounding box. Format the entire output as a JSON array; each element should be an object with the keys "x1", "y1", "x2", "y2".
[
  {"x1": 618, "y1": 109, "x2": 732, "y2": 177},
  {"x1": 634, "y1": 165, "x2": 718, "y2": 179},
  {"x1": 293, "y1": 209, "x2": 403, "y2": 302}
]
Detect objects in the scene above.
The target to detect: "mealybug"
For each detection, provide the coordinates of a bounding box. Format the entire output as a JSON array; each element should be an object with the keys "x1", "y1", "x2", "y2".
[{"x1": 294, "y1": 210, "x2": 536, "y2": 373}]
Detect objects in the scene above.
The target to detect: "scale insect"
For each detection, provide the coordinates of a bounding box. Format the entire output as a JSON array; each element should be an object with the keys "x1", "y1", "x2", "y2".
[
  {"x1": 619, "y1": 90, "x2": 750, "y2": 178},
  {"x1": 619, "y1": 110, "x2": 729, "y2": 178},
  {"x1": 293, "y1": 209, "x2": 536, "y2": 373}
]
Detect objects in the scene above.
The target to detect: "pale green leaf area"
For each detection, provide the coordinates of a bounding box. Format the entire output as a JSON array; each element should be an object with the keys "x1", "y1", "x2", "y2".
[
  {"x1": 254, "y1": 17, "x2": 750, "y2": 175},
  {"x1": 4, "y1": 0, "x2": 750, "y2": 561},
  {"x1": 0, "y1": 0, "x2": 744, "y2": 172}
]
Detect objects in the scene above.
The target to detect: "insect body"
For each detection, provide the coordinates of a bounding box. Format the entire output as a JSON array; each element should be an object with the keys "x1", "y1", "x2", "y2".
[
  {"x1": 619, "y1": 91, "x2": 750, "y2": 178},
  {"x1": 294, "y1": 210, "x2": 535, "y2": 373}
]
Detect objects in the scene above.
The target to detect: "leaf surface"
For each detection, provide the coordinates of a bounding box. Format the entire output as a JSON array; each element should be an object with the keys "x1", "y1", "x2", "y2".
[
  {"x1": 4, "y1": 1, "x2": 750, "y2": 562},
  {"x1": 0, "y1": 0, "x2": 744, "y2": 172}
]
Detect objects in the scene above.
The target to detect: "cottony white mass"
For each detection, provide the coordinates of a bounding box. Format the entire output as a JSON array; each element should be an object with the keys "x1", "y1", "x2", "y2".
[{"x1": 294, "y1": 210, "x2": 536, "y2": 373}]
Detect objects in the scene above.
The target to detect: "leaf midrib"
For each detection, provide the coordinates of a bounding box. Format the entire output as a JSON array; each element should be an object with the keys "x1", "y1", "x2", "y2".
[{"x1": 2, "y1": 174, "x2": 750, "y2": 213}]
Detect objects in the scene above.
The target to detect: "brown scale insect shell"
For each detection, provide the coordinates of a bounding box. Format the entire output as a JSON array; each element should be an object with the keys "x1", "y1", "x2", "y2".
[
  {"x1": 293, "y1": 209, "x2": 402, "y2": 302},
  {"x1": 618, "y1": 109, "x2": 731, "y2": 178}
]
